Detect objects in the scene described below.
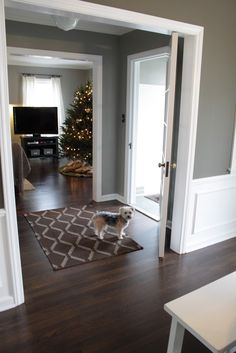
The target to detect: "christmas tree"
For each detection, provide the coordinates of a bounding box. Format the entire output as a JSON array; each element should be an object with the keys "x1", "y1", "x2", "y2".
[{"x1": 59, "y1": 81, "x2": 93, "y2": 165}]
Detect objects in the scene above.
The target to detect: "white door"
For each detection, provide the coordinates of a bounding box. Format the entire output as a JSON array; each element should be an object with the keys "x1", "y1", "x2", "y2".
[
  {"x1": 126, "y1": 33, "x2": 178, "y2": 257},
  {"x1": 158, "y1": 32, "x2": 178, "y2": 258},
  {"x1": 125, "y1": 47, "x2": 170, "y2": 219}
]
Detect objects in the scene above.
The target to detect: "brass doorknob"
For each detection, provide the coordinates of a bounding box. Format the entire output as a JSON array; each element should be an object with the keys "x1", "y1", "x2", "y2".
[{"x1": 158, "y1": 162, "x2": 165, "y2": 168}]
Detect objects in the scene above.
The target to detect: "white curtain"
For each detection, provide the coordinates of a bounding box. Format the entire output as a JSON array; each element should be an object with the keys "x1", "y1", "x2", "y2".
[
  {"x1": 22, "y1": 74, "x2": 65, "y2": 134},
  {"x1": 22, "y1": 75, "x2": 37, "y2": 106},
  {"x1": 50, "y1": 77, "x2": 65, "y2": 133}
]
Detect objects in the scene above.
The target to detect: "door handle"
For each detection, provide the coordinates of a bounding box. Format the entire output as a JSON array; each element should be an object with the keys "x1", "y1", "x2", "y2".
[
  {"x1": 158, "y1": 162, "x2": 169, "y2": 177},
  {"x1": 159, "y1": 162, "x2": 176, "y2": 169},
  {"x1": 158, "y1": 162, "x2": 165, "y2": 168}
]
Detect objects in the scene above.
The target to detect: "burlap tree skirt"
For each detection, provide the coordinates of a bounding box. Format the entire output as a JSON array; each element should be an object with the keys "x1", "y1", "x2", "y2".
[{"x1": 59, "y1": 160, "x2": 92, "y2": 177}]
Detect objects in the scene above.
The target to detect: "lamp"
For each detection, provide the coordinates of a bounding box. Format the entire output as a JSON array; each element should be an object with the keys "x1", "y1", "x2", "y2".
[{"x1": 52, "y1": 15, "x2": 79, "y2": 31}]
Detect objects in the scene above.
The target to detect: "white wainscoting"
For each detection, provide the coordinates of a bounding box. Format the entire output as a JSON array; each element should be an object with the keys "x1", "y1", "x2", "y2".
[
  {"x1": 184, "y1": 174, "x2": 236, "y2": 253},
  {"x1": 0, "y1": 209, "x2": 15, "y2": 312}
]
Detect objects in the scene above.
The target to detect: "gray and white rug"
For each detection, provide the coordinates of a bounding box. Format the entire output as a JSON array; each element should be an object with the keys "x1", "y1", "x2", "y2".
[{"x1": 25, "y1": 205, "x2": 143, "y2": 270}]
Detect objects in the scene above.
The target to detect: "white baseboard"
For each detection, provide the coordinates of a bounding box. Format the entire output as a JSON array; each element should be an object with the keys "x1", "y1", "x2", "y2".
[
  {"x1": 0, "y1": 296, "x2": 15, "y2": 312},
  {"x1": 99, "y1": 193, "x2": 117, "y2": 202},
  {"x1": 99, "y1": 193, "x2": 125, "y2": 203},
  {"x1": 186, "y1": 229, "x2": 236, "y2": 253},
  {"x1": 115, "y1": 194, "x2": 125, "y2": 203}
]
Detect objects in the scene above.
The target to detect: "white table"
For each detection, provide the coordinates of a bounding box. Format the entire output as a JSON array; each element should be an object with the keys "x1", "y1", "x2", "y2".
[{"x1": 164, "y1": 272, "x2": 236, "y2": 353}]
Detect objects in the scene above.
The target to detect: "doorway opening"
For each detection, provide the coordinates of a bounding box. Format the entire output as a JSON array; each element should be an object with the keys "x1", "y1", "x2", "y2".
[
  {"x1": 0, "y1": 0, "x2": 203, "y2": 309},
  {"x1": 126, "y1": 48, "x2": 169, "y2": 221},
  {"x1": 7, "y1": 46, "x2": 103, "y2": 202}
]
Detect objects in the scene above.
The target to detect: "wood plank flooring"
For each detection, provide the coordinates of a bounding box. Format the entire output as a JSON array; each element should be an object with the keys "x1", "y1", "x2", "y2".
[{"x1": 1, "y1": 158, "x2": 236, "y2": 353}]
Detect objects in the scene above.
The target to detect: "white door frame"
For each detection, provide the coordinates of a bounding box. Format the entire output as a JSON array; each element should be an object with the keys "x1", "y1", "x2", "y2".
[
  {"x1": 0, "y1": 0, "x2": 203, "y2": 309},
  {"x1": 7, "y1": 46, "x2": 103, "y2": 202},
  {"x1": 125, "y1": 47, "x2": 169, "y2": 207},
  {"x1": 125, "y1": 35, "x2": 204, "y2": 255}
]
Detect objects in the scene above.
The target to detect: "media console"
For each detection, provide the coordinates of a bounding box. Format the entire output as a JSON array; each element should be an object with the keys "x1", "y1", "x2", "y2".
[{"x1": 20, "y1": 136, "x2": 59, "y2": 159}]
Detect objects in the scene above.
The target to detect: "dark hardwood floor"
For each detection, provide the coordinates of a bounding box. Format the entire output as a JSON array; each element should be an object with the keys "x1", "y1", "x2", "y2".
[{"x1": 1, "y1": 157, "x2": 236, "y2": 353}]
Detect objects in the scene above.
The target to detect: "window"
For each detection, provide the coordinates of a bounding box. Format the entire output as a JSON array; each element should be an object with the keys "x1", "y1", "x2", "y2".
[{"x1": 22, "y1": 74, "x2": 65, "y2": 133}]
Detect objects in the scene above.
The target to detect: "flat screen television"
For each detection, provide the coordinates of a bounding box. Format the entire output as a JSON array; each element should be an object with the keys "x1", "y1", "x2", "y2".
[{"x1": 13, "y1": 106, "x2": 58, "y2": 136}]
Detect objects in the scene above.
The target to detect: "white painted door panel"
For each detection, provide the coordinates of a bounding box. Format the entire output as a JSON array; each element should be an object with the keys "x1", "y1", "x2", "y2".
[{"x1": 158, "y1": 32, "x2": 178, "y2": 257}]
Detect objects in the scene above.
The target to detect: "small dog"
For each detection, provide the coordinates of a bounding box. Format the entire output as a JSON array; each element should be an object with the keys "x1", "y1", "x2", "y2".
[{"x1": 92, "y1": 206, "x2": 135, "y2": 240}]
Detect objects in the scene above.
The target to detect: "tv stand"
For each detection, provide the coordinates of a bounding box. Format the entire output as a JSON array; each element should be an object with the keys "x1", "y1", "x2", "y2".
[
  {"x1": 33, "y1": 133, "x2": 41, "y2": 138},
  {"x1": 21, "y1": 136, "x2": 59, "y2": 159}
]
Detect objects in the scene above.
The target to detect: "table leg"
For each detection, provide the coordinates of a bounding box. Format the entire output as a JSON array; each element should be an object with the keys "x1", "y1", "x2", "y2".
[{"x1": 167, "y1": 317, "x2": 185, "y2": 353}]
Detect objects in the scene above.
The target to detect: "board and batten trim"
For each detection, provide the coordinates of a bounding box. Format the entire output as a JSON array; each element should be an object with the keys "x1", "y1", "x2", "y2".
[
  {"x1": 183, "y1": 174, "x2": 236, "y2": 253},
  {"x1": 0, "y1": 209, "x2": 6, "y2": 289},
  {"x1": 0, "y1": 208, "x2": 19, "y2": 312}
]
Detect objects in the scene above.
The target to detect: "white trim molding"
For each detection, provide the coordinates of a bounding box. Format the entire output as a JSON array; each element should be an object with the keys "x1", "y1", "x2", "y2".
[
  {"x1": 0, "y1": 209, "x2": 16, "y2": 312},
  {"x1": 0, "y1": 296, "x2": 15, "y2": 312},
  {"x1": 0, "y1": 0, "x2": 24, "y2": 310},
  {"x1": 99, "y1": 193, "x2": 120, "y2": 202},
  {"x1": 5, "y1": 0, "x2": 203, "y2": 35},
  {"x1": 178, "y1": 174, "x2": 236, "y2": 253},
  {"x1": 99, "y1": 193, "x2": 125, "y2": 204},
  {"x1": 170, "y1": 30, "x2": 204, "y2": 254},
  {"x1": 125, "y1": 24, "x2": 204, "y2": 255}
]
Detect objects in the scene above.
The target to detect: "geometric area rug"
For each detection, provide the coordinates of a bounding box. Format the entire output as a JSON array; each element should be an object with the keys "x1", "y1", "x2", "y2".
[{"x1": 24, "y1": 205, "x2": 143, "y2": 271}]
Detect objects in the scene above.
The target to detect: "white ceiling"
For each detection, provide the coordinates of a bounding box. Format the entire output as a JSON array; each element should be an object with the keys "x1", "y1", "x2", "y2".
[
  {"x1": 7, "y1": 52, "x2": 94, "y2": 70},
  {"x1": 5, "y1": 7, "x2": 132, "y2": 36},
  {"x1": 5, "y1": 7, "x2": 133, "y2": 69}
]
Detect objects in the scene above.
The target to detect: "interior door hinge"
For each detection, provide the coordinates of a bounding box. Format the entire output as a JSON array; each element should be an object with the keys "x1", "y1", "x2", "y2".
[{"x1": 129, "y1": 143, "x2": 132, "y2": 149}]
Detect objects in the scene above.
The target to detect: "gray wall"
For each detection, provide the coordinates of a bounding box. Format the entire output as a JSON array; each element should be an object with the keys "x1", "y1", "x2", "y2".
[
  {"x1": 6, "y1": 20, "x2": 120, "y2": 195},
  {"x1": 8, "y1": 65, "x2": 91, "y2": 112},
  {"x1": 83, "y1": 0, "x2": 236, "y2": 179}
]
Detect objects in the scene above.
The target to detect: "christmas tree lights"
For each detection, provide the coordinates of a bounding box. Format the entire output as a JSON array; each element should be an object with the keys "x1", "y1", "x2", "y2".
[{"x1": 59, "y1": 81, "x2": 93, "y2": 165}]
